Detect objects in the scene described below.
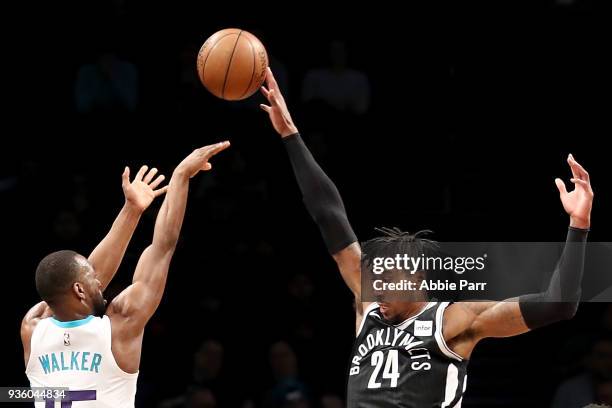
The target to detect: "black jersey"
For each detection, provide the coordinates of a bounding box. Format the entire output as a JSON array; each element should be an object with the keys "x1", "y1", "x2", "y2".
[{"x1": 347, "y1": 301, "x2": 468, "y2": 408}]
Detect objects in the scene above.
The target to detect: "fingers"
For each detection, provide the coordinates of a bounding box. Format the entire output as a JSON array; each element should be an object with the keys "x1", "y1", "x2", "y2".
[
  {"x1": 149, "y1": 174, "x2": 165, "y2": 189},
  {"x1": 260, "y1": 85, "x2": 278, "y2": 105},
  {"x1": 182, "y1": 141, "x2": 230, "y2": 176},
  {"x1": 196, "y1": 141, "x2": 230, "y2": 172},
  {"x1": 143, "y1": 167, "x2": 158, "y2": 184},
  {"x1": 556, "y1": 176, "x2": 591, "y2": 196},
  {"x1": 268, "y1": 89, "x2": 280, "y2": 106},
  {"x1": 265, "y1": 66, "x2": 278, "y2": 90},
  {"x1": 153, "y1": 185, "x2": 168, "y2": 197},
  {"x1": 260, "y1": 104, "x2": 271, "y2": 113},
  {"x1": 570, "y1": 178, "x2": 589, "y2": 188},
  {"x1": 122, "y1": 166, "x2": 130, "y2": 187},
  {"x1": 203, "y1": 140, "x2": 231, "y2": 158},
  {"x1": 261, "y1": 81, "x2": 283, "y2": 110},
  {"x1": 568, "y1": 153, "x2": 590, "y2": 182},
  {"x1": 555, "y1": 178, "x2": 567, "y2": 196},
  {"x1": 135, "y1": 165, "x2": 148, "y2": 182},
  {"x1": 567, "y1": 155, "x2": 579, "y2": 181}
]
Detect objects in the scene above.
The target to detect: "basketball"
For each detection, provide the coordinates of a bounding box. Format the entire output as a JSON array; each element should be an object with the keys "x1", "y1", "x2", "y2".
[{"x1": 197, "y1": 28, "x2": 269, "y2": 101}]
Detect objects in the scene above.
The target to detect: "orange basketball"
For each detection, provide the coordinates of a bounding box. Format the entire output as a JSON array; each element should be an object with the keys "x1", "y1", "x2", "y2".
[{"x1": 197, "y1": 29, "x2": 269, "y2": 101}]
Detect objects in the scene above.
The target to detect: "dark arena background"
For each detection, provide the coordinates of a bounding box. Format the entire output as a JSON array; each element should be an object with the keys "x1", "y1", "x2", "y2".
[{"x1": 1, "y1": 1, "x2": 611, "y2": 407}]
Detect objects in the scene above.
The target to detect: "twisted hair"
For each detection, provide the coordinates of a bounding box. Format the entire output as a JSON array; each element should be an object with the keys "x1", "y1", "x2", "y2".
[{"x1": 361, "y1": 227, "x2": 439, "y2": 273}]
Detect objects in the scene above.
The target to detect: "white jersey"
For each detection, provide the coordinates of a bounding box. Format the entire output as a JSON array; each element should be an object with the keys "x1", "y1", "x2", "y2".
[{"x1": 25, "y1": 315, "x2": 138, "y2": 407}]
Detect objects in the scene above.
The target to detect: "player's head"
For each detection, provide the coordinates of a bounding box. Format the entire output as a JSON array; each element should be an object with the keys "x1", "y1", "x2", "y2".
[
  {"x1": 361, "y1": 228, "x2": 438, "y2": 323},
  {"x1": 35, "y1": 250, "x2": 106, "y2": 317}
]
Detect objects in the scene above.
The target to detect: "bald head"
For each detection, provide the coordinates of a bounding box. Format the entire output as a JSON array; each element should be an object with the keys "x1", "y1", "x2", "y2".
[{"x1": 35, "y1": 250, "x2": 86, "y2": 305}]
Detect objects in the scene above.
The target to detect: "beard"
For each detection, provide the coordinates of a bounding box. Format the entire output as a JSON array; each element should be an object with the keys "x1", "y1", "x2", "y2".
[{"x1": 92, "y1": 291, "x2": 108, "y2": 317}]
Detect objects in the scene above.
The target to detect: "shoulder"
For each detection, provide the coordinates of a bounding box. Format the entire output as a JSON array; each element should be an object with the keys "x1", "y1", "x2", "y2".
[
  {"x1": 21, "y1": 302, "x2": 52, "y2": 366},
  {"x1": 21, "y1": 302, "x2": 52, "y2": 341},
  {"x1": 355, "y1": 302, "x2": 378, "y2": 337},
  {"x1": 440, "y1": 302, "x2": 479, "y2": 340},
  {"x1": 20, "y1": 315, "x2": 37, "y2": 345},
  {"x1": 105, "y1": 286, "x2": 147, "y2": 338}
]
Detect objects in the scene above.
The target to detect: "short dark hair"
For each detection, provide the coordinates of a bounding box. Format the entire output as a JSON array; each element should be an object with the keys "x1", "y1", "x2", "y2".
[
  {"x1": 361, "y1": 228, "x2": 439, "y2": 274},
  {"x1": 35, "y1": 250, "x2": 82, "y2": 304}
]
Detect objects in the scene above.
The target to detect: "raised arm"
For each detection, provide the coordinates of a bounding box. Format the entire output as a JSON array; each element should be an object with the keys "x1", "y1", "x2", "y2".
[
  {"x1": 260, "y1": 68, "x2": 361, "y2": 298},
  {"x1": 445, "y1": 154, "x2": 593, "y2": 358},
  {"x1": 88, "y1": 165, "x2": 167, "y2": 290},
  {"x1": 107, "y1": 142, "x2": 229, "y2": 372}
]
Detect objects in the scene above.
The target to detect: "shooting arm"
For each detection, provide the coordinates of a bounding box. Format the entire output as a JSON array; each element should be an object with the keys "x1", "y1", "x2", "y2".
[{"x1": 112, "y1": 168, "x2": 190, "y2": 325}]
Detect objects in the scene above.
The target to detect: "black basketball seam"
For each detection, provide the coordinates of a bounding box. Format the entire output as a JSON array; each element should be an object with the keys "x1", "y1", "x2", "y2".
[
  {"x1": 222, "y1": 30, "x2": 243, "y2": 99},
  {"x1": 201, "y1": 31, "x2": 239, "y2": 94},
  {"x1": 238, "y1": 35, "x2": 257, "y2": 100}
]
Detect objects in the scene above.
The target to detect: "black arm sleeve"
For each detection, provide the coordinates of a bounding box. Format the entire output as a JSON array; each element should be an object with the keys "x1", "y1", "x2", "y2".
[
  {"x1": 283, "y1": 133, "x2": 358, "y2": 254},
  {"x1": 519, "y1": 227, "x2": 588, "y2": 329}
]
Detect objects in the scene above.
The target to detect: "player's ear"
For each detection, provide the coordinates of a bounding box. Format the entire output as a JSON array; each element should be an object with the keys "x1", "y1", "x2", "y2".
[{"x1": 73, "y1": 282, "x2": 86, "y2": 300}]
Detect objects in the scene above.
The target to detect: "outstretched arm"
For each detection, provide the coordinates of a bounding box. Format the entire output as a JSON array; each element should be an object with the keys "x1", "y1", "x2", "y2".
[
  {"x1": 108, "y1": 142, "x2": 229, "y2": 330},
  {"x1": 260, "y1": 68, "x2": 361, "y2": 298},
  {"x1": 446, "y1": 154, "x2": 593, "y2": 358},
  {"x1": 105, "y1": 142, "x2": 228, "y2": 373},
  {"x1": 109, "y1": 142, "x2": 229, "y2": 322},
  {"x1": 89, "y1": 165, "x2": 167, "y2": 290}
]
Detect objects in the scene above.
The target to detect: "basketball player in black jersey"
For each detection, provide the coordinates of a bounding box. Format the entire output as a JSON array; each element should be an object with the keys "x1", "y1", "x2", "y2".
[{"x1": 260, "y1": 67, "x2": 594, "y2": 407}]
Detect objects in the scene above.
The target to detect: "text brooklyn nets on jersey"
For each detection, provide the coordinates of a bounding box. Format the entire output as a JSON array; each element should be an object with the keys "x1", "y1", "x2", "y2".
[{"x1": 347, "y1": 301, "x2": 468, "y2": 408}]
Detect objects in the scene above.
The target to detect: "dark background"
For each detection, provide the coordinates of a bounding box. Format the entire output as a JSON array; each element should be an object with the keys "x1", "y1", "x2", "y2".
[{"x1": 2, "y1": 0, "x2": 611, "y2": 406}]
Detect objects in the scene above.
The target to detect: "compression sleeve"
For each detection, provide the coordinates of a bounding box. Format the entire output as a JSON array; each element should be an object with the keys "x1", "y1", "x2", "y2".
[
  {"x1": 283, "y1": 133, "x2": 358, "y2": 254},
  {"x1": 518, "y1": 226, "x2": 588, "y2": 329}
]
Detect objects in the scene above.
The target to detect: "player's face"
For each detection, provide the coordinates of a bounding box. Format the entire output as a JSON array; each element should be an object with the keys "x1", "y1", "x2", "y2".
[
  {"x1": 378, "y1": 301, "x2": 413, "y2": 323},
  {"x1": 76, "y1": 256, "x2": 107, "y2": 317},
  {"x1": 377, "y1": 268, "x2": 426, "y2": 323}
]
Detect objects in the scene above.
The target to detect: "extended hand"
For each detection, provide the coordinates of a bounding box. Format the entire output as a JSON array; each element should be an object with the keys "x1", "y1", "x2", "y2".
[
  {"x1": 175, "y1": 141, "x2": 231, "y2": 179},
  {"x1": 555, "y1": 154, "x2": 594, "y2": 229},
  {"x1": 260, "y1": 67, "x2": 298, "y2": 138},
  {"x1": 122, "y1": 166, "x2": 168, "y2": 212}
]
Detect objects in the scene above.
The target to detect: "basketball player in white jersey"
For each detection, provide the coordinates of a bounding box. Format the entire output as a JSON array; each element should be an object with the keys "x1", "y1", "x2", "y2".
[
  {"x1": 260, "y1": 67, "x2": 594, "y2": 407},
  {"x1": 21, "y1": 141, "x2": 230, "y2": 407}
]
